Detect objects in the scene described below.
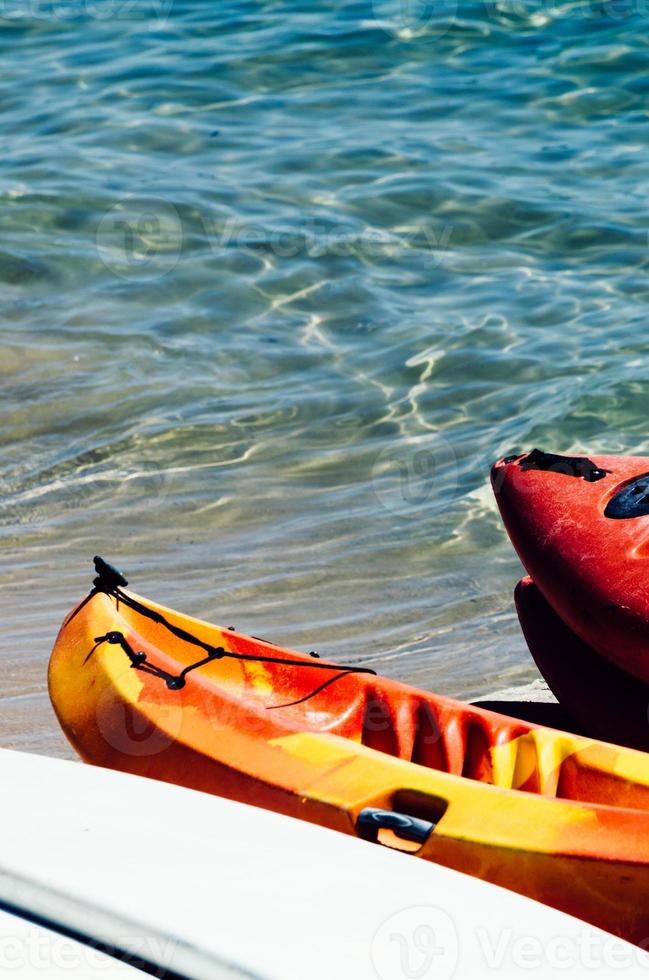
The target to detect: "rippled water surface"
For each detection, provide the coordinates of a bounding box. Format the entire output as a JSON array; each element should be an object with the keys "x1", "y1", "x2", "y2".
[{"x1": 3, "y1": 0, "x2": 649, "y2": 756}]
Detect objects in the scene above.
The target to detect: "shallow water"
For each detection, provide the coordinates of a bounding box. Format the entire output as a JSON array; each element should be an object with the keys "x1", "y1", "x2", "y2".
[{"x1": 2, "y1": 0, "x2": 649, "y2": 757}]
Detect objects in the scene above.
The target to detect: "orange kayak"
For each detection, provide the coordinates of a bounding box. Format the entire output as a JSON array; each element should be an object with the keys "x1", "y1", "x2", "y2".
[{"x1": 50, "y1": 558, "x2": 649, "y2": 944}]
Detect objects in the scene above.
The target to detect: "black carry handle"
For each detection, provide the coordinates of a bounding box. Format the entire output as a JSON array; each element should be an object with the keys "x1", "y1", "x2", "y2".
[
  {"x1": 605, "y1": 473, "x2": 649, "y2": 519},
  {"x1": 356, "y1": 807, "x2": 435, "y2": 846}
]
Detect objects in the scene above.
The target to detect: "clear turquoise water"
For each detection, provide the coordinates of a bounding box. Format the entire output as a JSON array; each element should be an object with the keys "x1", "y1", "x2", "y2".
[{"x1": 2, "y1": 0, "x2": 649, "y2": 755}]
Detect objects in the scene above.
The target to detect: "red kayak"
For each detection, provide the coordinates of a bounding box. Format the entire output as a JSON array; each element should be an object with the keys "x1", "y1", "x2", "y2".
[
  {"x1": 515, "y1": 575, "x2": 649, "y2": 751},
  {"x1": 492, "y1": 449, "x2": 649, "y2": 683}
]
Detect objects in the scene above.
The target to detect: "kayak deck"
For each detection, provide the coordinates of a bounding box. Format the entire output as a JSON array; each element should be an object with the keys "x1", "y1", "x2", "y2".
[{"x1": 53, "y1": 584, "x2": 649, "y2": 808}]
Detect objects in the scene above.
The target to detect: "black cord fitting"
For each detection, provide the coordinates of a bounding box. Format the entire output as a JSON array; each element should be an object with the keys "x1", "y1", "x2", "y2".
[
  {"x1": 166, "y1": 677, "x2": 186, "y2": 690},
  {"x1": 93, "y1": 556, "x2": 129, "y2": 592}
]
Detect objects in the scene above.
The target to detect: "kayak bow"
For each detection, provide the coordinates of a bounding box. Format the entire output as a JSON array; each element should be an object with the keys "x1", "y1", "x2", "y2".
[{"x1": 492, "y1": 449, "x2": 649, "y2": 683}]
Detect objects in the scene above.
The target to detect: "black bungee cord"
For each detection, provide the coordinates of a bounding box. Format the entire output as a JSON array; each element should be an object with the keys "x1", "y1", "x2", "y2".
[{"x1": 76, "y1": 557, "x2": 376, "y2": 709}]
